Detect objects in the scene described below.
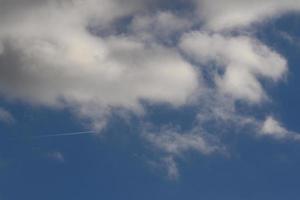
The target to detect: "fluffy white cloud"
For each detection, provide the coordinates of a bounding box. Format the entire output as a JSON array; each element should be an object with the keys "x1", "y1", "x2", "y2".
[
  {"x1": 0, "y1": 35, "x2": 198, "y2": 106},
  {"x1": 196, "y1": 0, "x2": 300, "y2": 30},
  {"x1": 0, "y1": 0, "x2": 299, "y2": 178},
  {"x1": 0, "y1": 0, "x2": 293, "y2": 126},
  {"x1": 0, "y1": 0, "x2": 199, "y2": 129},
  {"x1": 261, "y1": 116, "x2": 288, "y2": 138},
  {"x1": 180, "y1": 32, "x2": 287, "y2": 103},
  {"x1": 260, "y1": 116, "x2": 300, "y2": 140}
]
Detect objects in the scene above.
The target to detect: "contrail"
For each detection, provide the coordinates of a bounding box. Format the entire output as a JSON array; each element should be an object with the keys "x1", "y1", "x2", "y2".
[{"x1": 34, "y1": 130, "x2": 98, "y2": 138}]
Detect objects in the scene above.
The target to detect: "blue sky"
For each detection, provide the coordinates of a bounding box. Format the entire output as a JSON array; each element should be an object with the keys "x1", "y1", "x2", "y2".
[{"x1": 1, "y1": 1, "x2": 300, "y2": 199}]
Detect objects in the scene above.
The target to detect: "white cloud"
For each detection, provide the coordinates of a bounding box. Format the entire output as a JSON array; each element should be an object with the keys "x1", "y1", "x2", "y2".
[
  {"x1": 260, "y1": 116, "x2": 300, "y2": 140},
  {"x1": 180, "y1": 32, "x2": 287, "y2": 103},
  {"x1": 0, "y1": 0, "x2": 292, "y2": 128},
  {"x1": 162, "y1": 156, "x2": 180, "y2": 180},
  {"x1": 261, "y1": 116, "x2": 288, "y2": 138},
  {"x1": 144, "y1": 126, "x2": 223, "y2": 179},
  {"x1": 0, "y1": 35, "x2": 198, "y2": 106},
  {"x1": 0, "y1": 0, "x2": 199, "y2": 129},
  {"x1": 145, "y1": 130, "x2": 219, "y2": 156},
  {"x1": 0, "y1": 0, "x2": 299, "y2": 178},
  {"x1": 196, "y1": 0, "x2": 300, "y2": 30}
]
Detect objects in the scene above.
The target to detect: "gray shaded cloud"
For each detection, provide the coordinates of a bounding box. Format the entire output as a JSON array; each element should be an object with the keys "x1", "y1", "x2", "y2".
[{"x1": 0, "y1": 1, "x2": 199, "y2": 129}]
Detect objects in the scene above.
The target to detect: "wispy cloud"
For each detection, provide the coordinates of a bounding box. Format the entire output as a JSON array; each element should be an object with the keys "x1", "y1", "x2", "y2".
[
  {"x1": 47, "y1": 151, "x2": 65, "y2": 163},
  {"x1": 0, "y1": 108, "x2": 15, "y2": 124},
  {"x1": 143, "y1": 125, "x2": 224, "y2": 179}
]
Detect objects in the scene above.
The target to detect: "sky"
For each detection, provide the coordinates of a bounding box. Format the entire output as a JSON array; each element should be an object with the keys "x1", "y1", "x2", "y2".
[{"x1": 0, "y1": 0, "x2": 300, "y2": 199}]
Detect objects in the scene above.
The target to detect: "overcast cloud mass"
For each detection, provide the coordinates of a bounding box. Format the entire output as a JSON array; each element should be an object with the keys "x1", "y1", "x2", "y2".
[{"x1": 1, "y1": 0, "x2": 300, "y2": 177}]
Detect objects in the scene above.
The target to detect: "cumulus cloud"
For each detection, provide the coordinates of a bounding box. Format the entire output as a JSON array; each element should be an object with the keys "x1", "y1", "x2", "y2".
[
  {"x1": 196, "y1": 0, "x2": 300, "y2": 30},
  {"x1": 0, "y1": 34, "x2": 198, "y2": 106},
  {"x1": 180, "y1": 32, "x2": 287, "y2": 103},
  {"x1": 0, "y1": 0, "x2": 299, "y2": 177},
  {"x1": 0, "y1": 0, "x2": 199, "y2": 129},
  {"x1": 0, "y1": 0, "x2": 293, "y2": 125},
  {"x1": 260, "y1": 116, "x2": 300, "y2": 140}
]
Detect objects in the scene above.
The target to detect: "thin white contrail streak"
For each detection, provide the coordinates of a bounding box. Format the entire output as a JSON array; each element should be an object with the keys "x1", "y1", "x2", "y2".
[{"x1": 34, "y1": 131, "x2": 97, "y2": 138}]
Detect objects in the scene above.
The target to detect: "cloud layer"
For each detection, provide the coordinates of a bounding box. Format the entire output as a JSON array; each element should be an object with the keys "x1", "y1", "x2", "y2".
[
  {"x1": 0, "y1": 0, "x2": 299, "y2": 177},
  {"x1": 0, "y1": 0, "x2": 200, "y2": 129}
]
